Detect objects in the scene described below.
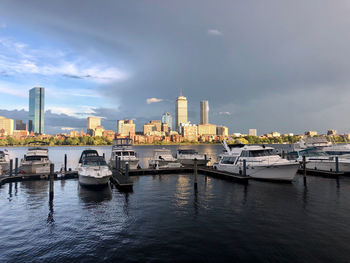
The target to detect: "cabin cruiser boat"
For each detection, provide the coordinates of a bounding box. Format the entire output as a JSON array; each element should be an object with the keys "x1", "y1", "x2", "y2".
[
  {"x1": 176, "y1": 149, "x2": 211, "y2": 166},
  {"x1": 0, "y1": 150, "x2": 10, "y2": 173},
  {"x1": 288, "y1": 147, "x2": 350, "y2": 173},
  {"x1": 78, "y1": 150, "x2": 112, "y2": 187},
  {"x1": 213, "y1": 142, "x2": 298, "y2": 181},
  {"x1": 149, "y1": 148, "x2": 182, "y2": 168},
  {"x1": 294, "y1": 137, "x2": 350, "y2": 156},
  {"x1": 110, "y1": 138, "x2": 139, "y2": 170},
  {"x1": 20, "y1": 148, "x2": 51, "y2": 174}
]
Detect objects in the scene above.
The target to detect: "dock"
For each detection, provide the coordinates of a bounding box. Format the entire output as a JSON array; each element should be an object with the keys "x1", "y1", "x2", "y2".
[
  {"x1": 297, "y1": 168, "x2": 344, "y2": 178},
  {"x1": 110, "y1": 170, "x2": 134, "y2": 191},
  {"x1": 0, "y1": 171, "x2": 78, "y2": 186},
  {"x1": 113, "y1": 167, "x2": 249, "y2": 184}
]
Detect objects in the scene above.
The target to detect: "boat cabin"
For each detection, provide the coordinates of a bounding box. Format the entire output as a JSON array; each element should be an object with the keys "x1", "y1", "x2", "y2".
[{"x1": 79, "y1": 150, "x2": 100, "y2": 164}]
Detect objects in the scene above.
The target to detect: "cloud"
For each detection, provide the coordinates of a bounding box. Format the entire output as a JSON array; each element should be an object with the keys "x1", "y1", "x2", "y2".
[
  {"x1": 0, "y1": 23, "x2": 6, "y2": 28},
  {"x1": 219, "y1": 111, "x2": 231, "y2": 115},
  {"x1": 60, "y1": 127, "x2": 76, "y2": 131},
  {"x1": 0, "y1": 37, "x2": 128, "y2": 84},
  {"x1": 146, "y1": 98, "x2": 163, "y2": 104},
  {"x1": 207, "y1": 29, "x2": 222, "y2": 36}
]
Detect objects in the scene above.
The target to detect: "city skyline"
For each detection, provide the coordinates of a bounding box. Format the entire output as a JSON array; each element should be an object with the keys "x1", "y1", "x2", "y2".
[{"x1": 1, "y1": 1, "x2": 350, "y2": 134}]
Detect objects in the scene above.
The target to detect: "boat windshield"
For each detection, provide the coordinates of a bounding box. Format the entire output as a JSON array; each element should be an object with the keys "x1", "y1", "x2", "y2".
[
  {"x1": 83, "y1": 156, "x2": 107, "y2": 166},
  {"x1": 25, "y1": 155, "x2": 47, "y2": 161},
  {"x1": 178, "y1": 150, "x2": 198, "y2": 155},
  {"x1": 241, "y1": 149, "x2": 275, "y2": 157},
  {"x1": 221, "y1": 156, "x2": 237, "y2": 164},
  {"x1": 299, "y1": 150, "x2": 328, "y2": 157}
]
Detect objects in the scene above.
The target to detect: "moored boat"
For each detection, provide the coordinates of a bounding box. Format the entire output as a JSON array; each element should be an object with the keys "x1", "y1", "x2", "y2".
[
  {"x1": 78, "y1": 150, "x2": 112, "y2": 187},
  {"x1": 149, "y1": 148, "x2": 182, "y2": 168},
  {"x1": 20, "y1": 148, "x2": 51, "y2": 174},
  {"x1": 213, "y1": 141, "x2": 298, "y2": 181},
  {"x1": 0, "y1": 150, "x2": 10, "y2": 173},
  {"x1": 176, "y1": 149, "x2": 210, "y2": 166},
  {"x1": 109, "y1": 138, "x2": 140, "y2": 170}
]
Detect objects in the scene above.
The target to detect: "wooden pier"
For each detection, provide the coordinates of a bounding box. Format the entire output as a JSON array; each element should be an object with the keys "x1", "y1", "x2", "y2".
[{"x1": 110, "y1": 170, "x2": 134, "y2": 191}]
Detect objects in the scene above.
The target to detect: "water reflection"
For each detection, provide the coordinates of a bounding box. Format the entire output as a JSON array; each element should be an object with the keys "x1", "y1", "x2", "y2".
[
  {"x1": 47, "y1": 200, "x2": 54, "y2": 225},
  {"x1": 8, "y1": 183, "x2": 12, "y2": 201},
  {"x1": 78, "y1": 184, "x2": 112, "y2": 204},
  {"x1": 174, "y1": 175, "x2": 191, "y2": 208}
]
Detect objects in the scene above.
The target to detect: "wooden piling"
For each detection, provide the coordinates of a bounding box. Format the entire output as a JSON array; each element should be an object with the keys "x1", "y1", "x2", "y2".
[
  {"x1": 194, "y1": 159, "x2": 198, "y2": 189},
  {"x1": 243, "y1": 159, "x2": 247, "y2": 177},
  {"x1": 64, "y1": 154, "x2": 67, "y2": 172},
  {"x1": 282, "y1": 151, "x2": 285, "y2": 159},
  {"x1": 15, "y1": 158, "x2": 18, "y2": 176},
  {"x1": 9, "y1": 159, "x2": 13, "y2": 176},
  {"x1": 49, "y1": 163, "x2": 54, "y2": 201},
  {"x1": 336, "y1": 156, "x2": 339, "y2": 173},
  {"x1": 303, "y1": 156, "x2": 307, "y2": 178},
  {"x1": 125, "y1": 162, "x2": 129, "y2": 180}
]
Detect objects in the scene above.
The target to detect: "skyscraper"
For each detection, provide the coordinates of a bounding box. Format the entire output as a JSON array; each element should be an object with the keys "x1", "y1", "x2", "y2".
[
  {"x1": 29, "y1": 87, "x2": 45, "y2": 134},
  {"x1": 161, "y1": 111, "x2": 172, "y2": 131},
  {"x1": 117, "y1": 119, "x2": 135, "y2": 137},
  {"x1": 175, "y1": 95, "x2": 188, "y2": 132},
  {"x1": 87, "y1": 117, "x2": 101, "y2": 135},
  {"x1": 200, "y1": 100, "x2": 209, "y2": 124}
]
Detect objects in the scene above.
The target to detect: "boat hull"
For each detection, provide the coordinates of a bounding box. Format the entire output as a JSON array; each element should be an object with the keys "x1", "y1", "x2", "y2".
[
  {"x1": 178, "y1": 158, "x2": 209, "y2": 166},
  {"x1": 20, "y1": 162, "x2": 51, "y2": 174},
  {"x1": 306, "y1": 160, "x2": 350, "y2": 173},
  {"x1": 0, "y1": 161, "x2": 9, "y2": 173},
  {"x1": 149, "y1": 160, "x2": 182, "y2": 168},
  {"x1": 215, "y1": 163, "x2": 298, "y2": 181},
  {"x1": 110, "y1": 159, "x2": 139, "y2": 170},
  {"x1": 79, "y1": 174, "x2": 111, "y2": 187}
]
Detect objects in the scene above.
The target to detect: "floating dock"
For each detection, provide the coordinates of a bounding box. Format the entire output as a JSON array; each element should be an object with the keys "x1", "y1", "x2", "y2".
[
  {"x1": 114, "y1": 167, "x2": 249, "y2": 184},
  {"x1": 0, "y1": 171, "x2": 78, "y2": 186},
  {"x1": 110, "y1": 170, "x2": 134, "y2": 191},
  {"x1": 297, "y1": 168, "x2": 344, "y2": 178}
]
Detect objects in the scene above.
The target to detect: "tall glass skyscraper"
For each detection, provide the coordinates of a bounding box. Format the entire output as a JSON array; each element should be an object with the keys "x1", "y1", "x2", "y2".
[
  {"x1": 161, "y1": 111, "x2": 172, "y2": 131},
  {"x1": 29, "y1": 87, "x2": 45, "y2": 134}
]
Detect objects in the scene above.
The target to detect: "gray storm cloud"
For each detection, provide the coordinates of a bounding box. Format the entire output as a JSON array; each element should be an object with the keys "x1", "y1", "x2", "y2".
[{"x1": 1, "y1": 0, "x2": 350, "y2": 134}]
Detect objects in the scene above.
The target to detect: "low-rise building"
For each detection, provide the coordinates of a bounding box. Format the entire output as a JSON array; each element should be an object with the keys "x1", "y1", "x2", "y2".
[
  {"x1": 217, "y1": 126, "x2": 229, "y2": 137},
  {"x1": 249, "y1": 129, "x2": 257, "y2": 136},
  {"x1": 103, "y1": 130, "x2": 115, "y2": 140},
  {"x1": 181, "y1": 123, "x2": 198, "y2": 142},
  {"x1": 0, "y1": 116, "x2": 14, "y2": 136},
  {"x1": 305, "y1": 131, "x2": 318, "y2": 137},
  {"x1": 198, "y1": 124, "x2": 216, "y2": 136},
  {"x1": 327, "y1": 130, "x2": 337, "y2": 136},
  {"x1": 118, "y1": 119, "x2": 135, "y2": 137}
]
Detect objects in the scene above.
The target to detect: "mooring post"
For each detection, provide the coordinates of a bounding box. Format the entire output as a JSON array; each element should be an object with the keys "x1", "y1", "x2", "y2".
[
  {"x1": 103, "y1": 153, "x2": 105, "y2": 159},
  {"x1": 282, "y1": 150, "x2": 285, "y2": 159},
  {"x1": 15, "y1": 158, "x2": 18, "y2": 176},
  {"x1": 9, "y1": 159, "x2": 13, "y2": 176},
  {"x1": 125, "y1": 162, "x2": 129, "y2": 180},
  {"x1": 194, "y1": 159, "x2": 198, "y2": 189},
  {"x1": 243, "y1": 159, "x2": 247, "y2": 177},
  {"x1": 64, "y1": 154, "x2": 67, "y2": 173},
  {"x1": 303, "y1": 156, "x2": 307, "y2": 178},
  {"x1": 336, "y1": 156, "x2": 339, "y2": 173},
  {"x1": 49, "y1": 163, "x2": 54, "y2": 201},
  {"x1": 118, "y1": 156, "x2": 121, "y2": 171}
]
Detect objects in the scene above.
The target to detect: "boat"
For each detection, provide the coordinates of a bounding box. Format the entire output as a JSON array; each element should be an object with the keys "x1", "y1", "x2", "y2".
[
  {"x1": 109, "y1": 138, "x2": 140, "y2": 170},
  {"x1": 20, "y1": 148, "x2": 51, "y2": 174},
  {"x1": 176, "y1": 149, "x2": 210, "y2": 166},
  {"x1": 213, "y1": 141, "x2": 299, "y2": 181},
  {"x1": 149, "y1": 148, "x2": 182, "y2": 168},
  {"x1": 78, "y1": 150, "x2": 112, "y2": 187},
  {"x1": 288, "y1": 147, "x2": 350, "y2": 173},
  {"x1": 0, "y1": 150, "x2": 10, "y2": 173}
]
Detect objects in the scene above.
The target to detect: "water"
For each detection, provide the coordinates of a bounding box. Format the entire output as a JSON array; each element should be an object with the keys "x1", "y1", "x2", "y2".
[{"x1": 1, "y1": 146, "x2": 350, "y2": 262}]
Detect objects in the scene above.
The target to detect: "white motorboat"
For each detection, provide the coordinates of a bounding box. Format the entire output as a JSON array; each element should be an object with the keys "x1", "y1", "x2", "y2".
[
  {"x1": 149, "y1": 148, "x2": 182, "y2": 168},
  {"x1": 176, "y1": 149, "x2": 211, "y2": 166},
  {"x1": 0, "y1": 150, "x2": 10, "y2": 173},
  {"x1": 213, "y1": 142, "x2": 298, "y2": 181},
  {"x1": 109, "y1": 138, "x2": 140, "y2": 170},
  {"x1": 78, "y1": 150, "x2": 112, "y2": 187},
  {"x1": 20, "y1": 148, "x2": 51, "y2": 174},
  {"x1": 291, "y1": 148, "x2": 350, "y2": 173}
]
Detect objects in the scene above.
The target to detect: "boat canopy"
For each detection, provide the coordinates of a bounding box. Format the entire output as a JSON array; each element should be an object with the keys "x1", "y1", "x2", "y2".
[
  {"x1": 79, "y1": 150, "x2": 100, "y2": 163},
  {"x1": 240, "y1": 149, "x2": 275, "y2": 157}
]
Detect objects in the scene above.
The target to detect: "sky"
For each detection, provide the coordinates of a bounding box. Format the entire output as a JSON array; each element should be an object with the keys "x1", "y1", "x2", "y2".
[{"x1": 1, "y1": 0, "x2": 350, "y2": 135}]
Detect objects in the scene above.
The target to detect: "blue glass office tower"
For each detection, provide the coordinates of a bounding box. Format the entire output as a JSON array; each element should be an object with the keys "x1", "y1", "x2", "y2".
[
  {"x1": 29, "y1": 87, "x2": 45, "y2": 134},
  {"x1": 161, "y1": 111, "x2": 172, "y2": 131}
]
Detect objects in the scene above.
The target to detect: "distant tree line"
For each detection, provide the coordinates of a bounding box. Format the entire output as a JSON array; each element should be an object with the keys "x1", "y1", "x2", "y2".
[{"x1": 0, "y1": 135, "x2": 347, "y2": 147}]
